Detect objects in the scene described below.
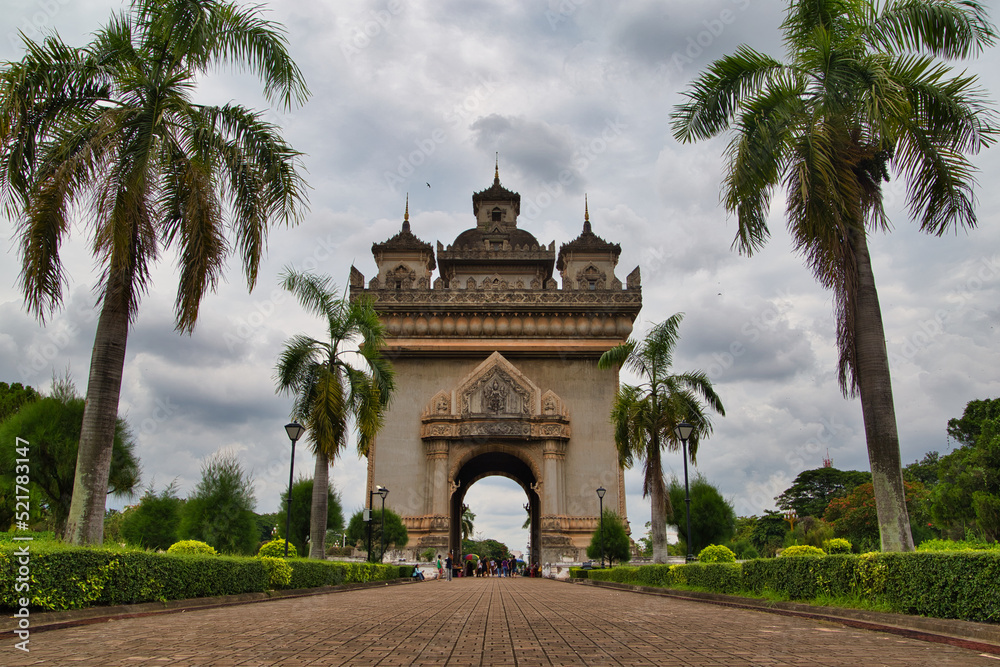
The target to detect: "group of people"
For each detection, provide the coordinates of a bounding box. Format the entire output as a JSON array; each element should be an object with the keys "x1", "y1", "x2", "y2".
[{"x1": 433, "y1": 552, "x2": 542, "y2": 579}]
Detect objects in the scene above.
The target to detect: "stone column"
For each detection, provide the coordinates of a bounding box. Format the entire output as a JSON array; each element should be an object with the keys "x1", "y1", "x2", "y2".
[
  {"x1": 542, "y1": 439, "x2": 567, "y2": 516},
  {"x1": 424, "y1": 439, "x2": 450, "y2": 517}
]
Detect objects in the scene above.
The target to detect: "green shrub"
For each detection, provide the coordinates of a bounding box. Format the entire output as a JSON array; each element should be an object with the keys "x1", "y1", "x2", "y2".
[
  {"x1": 419, "y1": 547, "x2": 436, "y2": 562},
  {"x1": 684, "y1": 563, "x2": 743, "y2": 593},
  {"x1": 698, "y1": 544, "x2": 736, "y2": 563},
  {"x1": 780, "y1": 545, "x2": 826, "y2": 557},
  {"x1": 167, "y1": 540, "x2": 217, "y2": 556},
  {"x1": 569, "y1": 567, "x2": 589, "y2": 579},
  {"x1": 258, "y1": 539, "x2": 297, "y2": 558},
  {"x1": 725, "y1": 538, "x2": 759, "y2": 560},
  {"x1": 916, "y1": 538, "x2": 1000, "y2": 552},
  {"x1": 822, "y1": 538, "x2": 852, "y2": 554},
  {"x1": 259, "y1": 556, "x2": 293, "y2": 588}
]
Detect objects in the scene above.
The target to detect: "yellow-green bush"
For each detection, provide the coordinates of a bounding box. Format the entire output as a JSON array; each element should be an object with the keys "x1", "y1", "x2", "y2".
[
  {"x1": 822, "y1": 538, "x2": 852, "y2": 554},
  {"x1": 257, "y1": 539, "x2": 296, "y2": 558},
  {"x1": 780, "y1": 545, "x2": 826, "y2": 557},
  {"x1": 698, "y1": 544, "x2": 736, "y2": 563},
  {"x1": 259, "y1": 556, "x2": 293, "y2": 588},
  {"x1": 167, "y1": 540, "x2": 217, "y2": 556}
]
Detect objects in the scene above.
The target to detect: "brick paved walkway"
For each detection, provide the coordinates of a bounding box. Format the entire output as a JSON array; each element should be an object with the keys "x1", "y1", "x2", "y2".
[{"x1": 5, "y1": 577, "x2": 999, "y2": 666}]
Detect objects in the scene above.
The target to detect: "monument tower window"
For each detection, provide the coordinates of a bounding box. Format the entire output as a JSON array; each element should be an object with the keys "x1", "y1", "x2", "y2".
[{"x1": 491, "y1": 207, "x2": 502, "y2": 223}]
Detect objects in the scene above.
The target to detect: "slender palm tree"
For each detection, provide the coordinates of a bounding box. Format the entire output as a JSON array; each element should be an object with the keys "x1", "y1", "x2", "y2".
[
  {"x1": 598, "y1": 313, "x2": 725, "y2": 563},
  {"x1": 275, "y1": 269, "x2": 395, "y2": 559},
  {"x1": 670, "y1": 0, "x2": 996, "y2": 551},
  {"x1": 461, "y1": 506, "x2": 476, "y2": 541},
  {"x1": 0, "y1": 0, "x2": 309, "y2": 544}
]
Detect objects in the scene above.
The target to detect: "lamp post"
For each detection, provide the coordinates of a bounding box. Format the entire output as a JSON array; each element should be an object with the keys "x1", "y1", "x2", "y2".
[
  {"x1": 673, "y1": 422, "x2": 695, "y2": 562},
  {"x1": 378, "y1": 486, "x2": 389, "y2": 561},
  {"x1": 596, "y1": 486, "x2": 606, "y2": 568},
  {"x1": 367, "y1": 485, "x2": 384, "y2": 563},
  {"x1": 283, "y1": 421, "x2": 306, "y2": 558}
]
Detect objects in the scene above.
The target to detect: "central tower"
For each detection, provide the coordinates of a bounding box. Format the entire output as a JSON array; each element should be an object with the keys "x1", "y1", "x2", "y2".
[{"x1": 350, "y1": 168, "x2": 642, "y2": 565}]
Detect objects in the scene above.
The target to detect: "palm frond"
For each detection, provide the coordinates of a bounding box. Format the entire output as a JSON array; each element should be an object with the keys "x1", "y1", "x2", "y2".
[{"x1": 868, "y1": 0, "x2": 996, "y2": 59}]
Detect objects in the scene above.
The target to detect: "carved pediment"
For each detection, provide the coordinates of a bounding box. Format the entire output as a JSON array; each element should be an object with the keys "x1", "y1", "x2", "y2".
[
  {"x1": 456, "y1": 352, "x2": 538, "y2": 416},
  {"x1": 420, "y1": 352, "x2": 570, "y2": 441}
]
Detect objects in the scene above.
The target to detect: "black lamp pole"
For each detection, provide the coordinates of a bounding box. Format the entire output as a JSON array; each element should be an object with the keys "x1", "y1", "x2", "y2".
[
  {"x1": 283, "y1": 422, "x2": 305, "y2": 558},
  {"x1": 378, "y1": 486, "x2": 389, "y2": 561},
  {"x1": 674, "y1": 422, "x2": 695, "y2": 562},
  {"x1": 367, "y1": 486, "x2": 381, "y2": 563},
  {"x1": 596, "y1": 486, "x2": 606, "y2": 568}
]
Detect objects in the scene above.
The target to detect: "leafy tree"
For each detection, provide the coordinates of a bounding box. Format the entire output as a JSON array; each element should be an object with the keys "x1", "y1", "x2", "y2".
[
  {"x1": 276, "y1": 477, "x2": 344, "y2": 558},
  {"x1": 345, "y1": 507, "x2": 408, "y2": 556},
  {"x1": 928, "y1": 416, "x2": 1000, "y2": 540},
  {"x1": 0, "y1": 382, "x2": 40, "y2": 423},
  {"x1": 947, "y1": 398, "x2": 1000, "y2": 447},
  {"x1": 824, "y1": 481, "x2": 929, "y2": 549},
  {"x1": 180, "y1": 452, "x2": 258, "y2": 555},
  {"x1": 748, "y1": 511, "x2": 790, "y2": 558},
  {"x1": 255, "y1": 511, "x2": 282, "y2": 543},
  {"x1": 120, "y1": 482, "x2": 184, "y2": 550},
  {"x1": 671, "y1": 0, "x2": 996, "y2": 552},
  {"x1": 666, "y1": 474, "x2": 736, "y2": 555},
  {"x1": 598, "y1": 313, "x2": 725, "y2": 563},
  {"x1": 0, "y1": 0, "x2": 309, "y2": 545},
  {"x1": 0, "y1": 383, "x2": 140, "y2": 536},
  {"x1": 904, "y1": 451, "x2": 941, "y2": 487},
  {"x1": 275, "y1": 270, "x2": 395, "y2": 558},
  {"x1": 463, "y1": 538, "x2": 509, "y2": 561},
  {"x1": 587, "y1": 509, "x2": 631, "y2": 567},
  {"x1": 775, "y1": 467, "x2": 872, "y2": 518}
]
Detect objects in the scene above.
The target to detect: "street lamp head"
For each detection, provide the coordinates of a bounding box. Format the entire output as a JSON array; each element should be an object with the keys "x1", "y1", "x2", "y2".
[
  {"x1": 284, "y1": 421, "x2": 306, "y2": 443},
  {"x1": 378, "y1": 486, "x2": 389, "y2": 499},
  {"x1": 596, "y1": 486, "x2": 606, "y2": 499},
  {"x1": 674, "y1": 421, "x2": 694, "y2": 442}
]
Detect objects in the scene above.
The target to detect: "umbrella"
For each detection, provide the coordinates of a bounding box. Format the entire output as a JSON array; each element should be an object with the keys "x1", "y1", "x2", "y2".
[{"x1": 464, "y1": 554, "x2": 479, "y2": 561}]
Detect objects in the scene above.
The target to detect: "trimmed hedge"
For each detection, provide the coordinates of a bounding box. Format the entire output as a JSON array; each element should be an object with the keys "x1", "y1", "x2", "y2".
[
  {"x1": 0, "y1": 543, "x2": 406, "y2": 611},
  {"x1": 575, "y1": 551, "x2": 1000, "y2": 623}
]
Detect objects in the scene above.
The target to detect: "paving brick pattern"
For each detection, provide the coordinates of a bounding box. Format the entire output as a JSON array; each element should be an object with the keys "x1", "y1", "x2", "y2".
[{"x1": 5, "y1": 577, "x2": 999, "y2": 666}]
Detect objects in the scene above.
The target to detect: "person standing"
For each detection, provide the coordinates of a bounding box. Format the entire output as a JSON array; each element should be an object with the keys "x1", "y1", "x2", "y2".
[
  {"x1": 436, "y1": 554, "x2": 443, "y2": 581},
  {"x1": 445, "y1": 552, "x2": 453, "y2": 581}
]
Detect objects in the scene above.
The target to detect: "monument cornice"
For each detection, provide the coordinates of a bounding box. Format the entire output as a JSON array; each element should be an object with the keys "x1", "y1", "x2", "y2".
[{"x1": 350, "y1": 286, "x2": 642, "y2": 309}]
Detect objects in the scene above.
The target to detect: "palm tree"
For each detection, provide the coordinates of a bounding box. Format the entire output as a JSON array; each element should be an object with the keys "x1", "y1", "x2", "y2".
[
  {"x1": 0, "y1": 0, "x2": 309, "y2": 545},
  {"x1": 598, "y1": 313, "x2": 725, "y2": 563},
  {"x1": 461, "y1": 506, "x2": 476, "y2": 541},
  {"x1": 275, "y1": 269, "x2": 395, "y2": 559},
  {"x1": 670, "y1": 0, "x2": 996, "y2": 551}
]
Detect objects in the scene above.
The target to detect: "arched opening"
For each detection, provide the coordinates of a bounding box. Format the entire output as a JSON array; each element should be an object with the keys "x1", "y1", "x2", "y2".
[{"x1": 449, "y1": 450, "x2": 540, "y2": 566}]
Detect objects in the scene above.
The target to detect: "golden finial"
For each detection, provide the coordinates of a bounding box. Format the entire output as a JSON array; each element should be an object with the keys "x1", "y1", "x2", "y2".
[
  {"x1": 402, "y1": 193, "x2": 410, "y2": 232},
  {"x1": 583, "y1": 194, "x2": 592, "y2": 234},
  {"x1": 494, "y1": 152, "x2": 500, "y2": 184}
]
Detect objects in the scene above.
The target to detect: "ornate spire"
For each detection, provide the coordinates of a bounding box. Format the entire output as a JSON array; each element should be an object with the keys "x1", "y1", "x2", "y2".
[
  {"x1": 583, "y1": 195, "x2": 591, "y2": 234},
  {"x1": 494, "y1": 152, "x2": 500, "y2": 185},
  {"x1": 403, "y1": 193, "x2": 410, "y2": 232}
]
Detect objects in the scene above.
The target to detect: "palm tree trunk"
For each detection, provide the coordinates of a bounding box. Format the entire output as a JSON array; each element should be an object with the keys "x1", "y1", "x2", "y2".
[
  {"x1": 649, "y1": 434, "x2": 670, "y2": 564},
  {"x1": 851, "y1": 229, "x2": 914, "y2": 552},
  {"x1": 309, "y1": 449, "x2": 329, "y2": 559},
  {"x1": 64, "y1": 280, "x2": 130, "y2": 545}
]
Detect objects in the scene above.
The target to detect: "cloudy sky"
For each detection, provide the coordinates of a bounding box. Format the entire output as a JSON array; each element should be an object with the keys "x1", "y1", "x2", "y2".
[{"x1": 3, "y1": 0, "x2": 999, "y2": 556}]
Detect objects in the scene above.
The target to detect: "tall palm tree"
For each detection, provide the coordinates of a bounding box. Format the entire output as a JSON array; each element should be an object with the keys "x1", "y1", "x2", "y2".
[
  {"x1": 670, "y1": 0, "x2": 996, "y2": 551},
  {"x1": 0, "y1": 0, "x2": 309, "y2": 545},
  {"x1": 275, "y1": 269, "x2": 395, "y2": 559},
  {"x1": 461, "y1": 506, "x2": 476, "y2": 541},
  {"x1": 598, "y1": 313, "x2": 725, "y2": 564}
]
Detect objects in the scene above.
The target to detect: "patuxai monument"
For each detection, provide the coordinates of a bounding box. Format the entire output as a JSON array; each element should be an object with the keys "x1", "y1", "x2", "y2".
[{"x1": 350, "y1": 166, "x2": 643, "y2": 565}]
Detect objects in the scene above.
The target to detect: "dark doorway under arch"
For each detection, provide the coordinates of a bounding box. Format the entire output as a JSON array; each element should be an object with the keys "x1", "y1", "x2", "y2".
[{"x1": 449, "y1": 450, "x2": 540, "y2": 566}]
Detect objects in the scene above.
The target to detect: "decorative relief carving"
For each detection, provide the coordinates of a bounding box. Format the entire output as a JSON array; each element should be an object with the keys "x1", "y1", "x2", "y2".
[
  {"x1": 360, "y1": 289, "x2": 641, "y2": 305},
  {"x1": 458, "y1": 421, "x2": 532, "y2": 437}
]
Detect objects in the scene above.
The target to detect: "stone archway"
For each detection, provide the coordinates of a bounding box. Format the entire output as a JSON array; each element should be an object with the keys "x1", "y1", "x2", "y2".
[{"x1": 449, "y1": 450, "x2": 541, "y2": 565}]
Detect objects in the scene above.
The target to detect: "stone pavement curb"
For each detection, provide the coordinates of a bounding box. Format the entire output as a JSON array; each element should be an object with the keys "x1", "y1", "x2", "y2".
[
  {"x1": 568, "y1": 578, "x2": 1000, "y2": 654},
  {"x1": 2, "y1": 577, "x2": 416, "y2": 635}
]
